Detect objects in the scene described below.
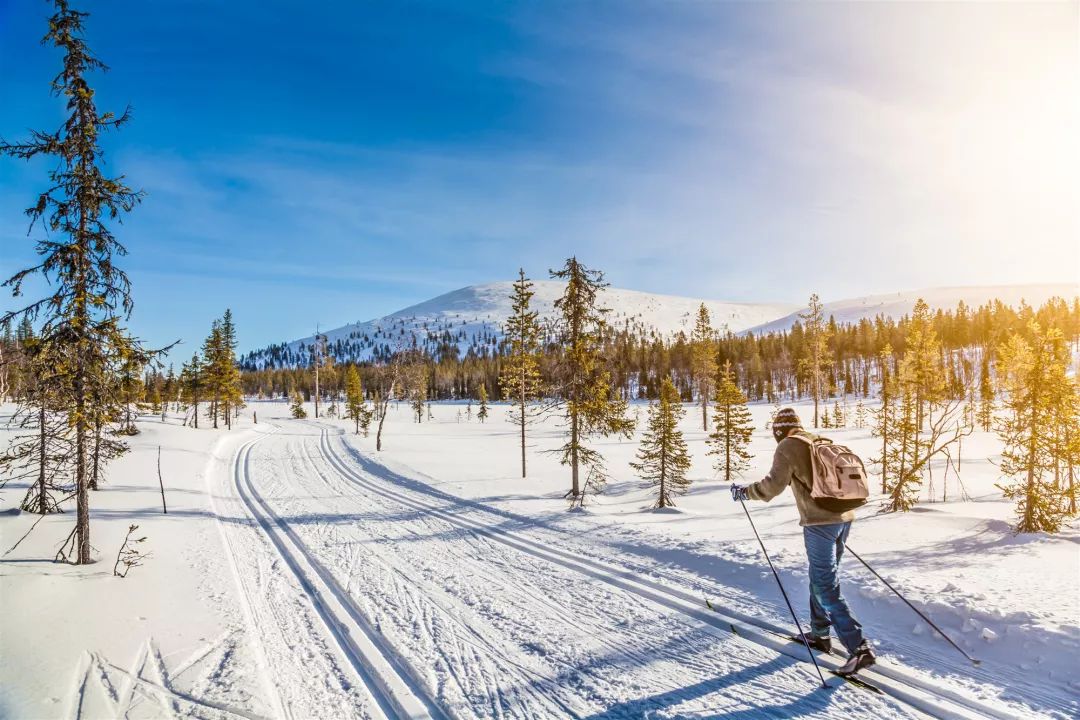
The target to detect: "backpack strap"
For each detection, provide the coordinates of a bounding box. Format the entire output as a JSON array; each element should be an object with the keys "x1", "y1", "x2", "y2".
[
  {"x1": 783, "y1": 432, "x2": 819, "y2": 493},
  {"x1": 786, "y1": 432, "x2": 831, "y2": 447}
]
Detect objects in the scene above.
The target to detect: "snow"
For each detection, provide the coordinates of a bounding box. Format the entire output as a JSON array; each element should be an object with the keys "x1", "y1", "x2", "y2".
[
  {"x1": 2, "y1": 398, "x2": 1078, "y2": 719},
  {"x1": 746, "y1": 283, "x2": 1080, "y2": 334},
  {"x1": 251, "y1": 281, "x2": 799, "y2": 366},
  {"x1": 247, "y1": 281, "x2": 1079, "y2": 368}
]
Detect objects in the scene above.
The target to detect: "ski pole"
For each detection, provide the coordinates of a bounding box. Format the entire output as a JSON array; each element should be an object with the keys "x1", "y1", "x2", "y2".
[
  {"x1": 844, "y1": 544, "x2": 980, "y2": 665},
  {"x1": 740, "y1": 499, "x2": 829, "y2": 689}
]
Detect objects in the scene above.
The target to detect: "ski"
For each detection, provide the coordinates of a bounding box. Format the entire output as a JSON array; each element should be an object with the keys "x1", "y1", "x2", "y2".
[{"x1": 703, "y1": 599, "x2": 884, "y2": 695}]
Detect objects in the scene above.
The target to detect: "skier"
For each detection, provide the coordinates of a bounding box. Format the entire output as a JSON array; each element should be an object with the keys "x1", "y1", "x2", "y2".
[{"x1": 730, "y1": 407, "x2": 876, "y2": 675}]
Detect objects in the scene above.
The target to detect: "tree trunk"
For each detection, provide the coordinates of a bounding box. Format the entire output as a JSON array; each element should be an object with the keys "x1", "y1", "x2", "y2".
[
  {"x1": 519, "y1": 390, "x2": 526, "y2": 479},
  {"x1": 36, "y1": 398, "x2": 47, "y2": 514},
  {"x1": 75, "y1": 368, "x2": 90, "y2": 564},
  {"x1": 570, "y1": 412, "x2": 580, "y2": 498},
  {"x1": 90, "y1": 417, "x2": 101, "y2": 491}
]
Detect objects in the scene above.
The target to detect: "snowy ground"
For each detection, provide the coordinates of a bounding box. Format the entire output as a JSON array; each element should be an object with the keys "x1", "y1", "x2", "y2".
[{"x1": 1, "y1": 398, "x2": 1077, "y2": 719}]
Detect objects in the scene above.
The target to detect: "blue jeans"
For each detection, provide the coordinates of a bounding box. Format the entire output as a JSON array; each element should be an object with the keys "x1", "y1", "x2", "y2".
[{"x1": 803, "y1": 522, "x2": 864, "y2": 654}]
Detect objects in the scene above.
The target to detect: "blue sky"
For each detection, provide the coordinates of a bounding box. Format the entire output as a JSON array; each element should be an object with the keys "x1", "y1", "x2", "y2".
[{"x1": 1, "y1": 1, "x2": 1077, "y2": 360}]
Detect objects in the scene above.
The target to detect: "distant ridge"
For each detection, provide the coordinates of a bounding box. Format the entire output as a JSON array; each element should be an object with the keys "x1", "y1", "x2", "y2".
[
  {"x1": 744, "y1": 283, "x2": 1080, "y2": 335},
  {"x1": 242, "y1": 281, "x2": 1078, "y2": 368}
]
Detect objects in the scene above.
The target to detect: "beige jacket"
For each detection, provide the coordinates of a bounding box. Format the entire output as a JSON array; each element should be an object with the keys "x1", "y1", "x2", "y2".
[{"x1": 746, "y1": 430, "x2": 856, "y2": 527}]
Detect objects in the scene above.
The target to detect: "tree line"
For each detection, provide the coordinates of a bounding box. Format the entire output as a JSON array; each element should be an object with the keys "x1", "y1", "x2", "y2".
[{"x1": 246, "y1": 257, "x2": 1078, "y2": 530}]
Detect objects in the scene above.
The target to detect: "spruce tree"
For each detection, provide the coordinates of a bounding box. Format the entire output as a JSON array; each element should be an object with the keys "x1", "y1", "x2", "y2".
[
  {"x1": 690, "y1": 304, "x2": 717, "y2": 431},
  {"x1": 217, "y1": 310, "x2": 244, "y2": 429},
  {"x1": 549, "y1": 257, "x2": 634, "y2": 506},
  {"x1": 872, "y1": 345, "x2": 895, "y2": 492},
  {"x1": 995, "y1": 322, "x2": 1071, "y2": 532},
  {"x1": 854, "y1": 399, "x2": 867, "y2": 429},
  {"x1": 202, "y1": 320, "x2": 224, "y2": 429},
  {"x1": 477, "y1": 383, "x2": 489, "y2": 423},
  {"x1": 632, "y1": 377, "x2": 692, "y2": 508},
  {"x1": 707, "y1": 360, "x2": 754, "y2": 483},
  {"x1": 498, "y1": 269, "x2": 543, "y2": 477},
  {"x1": 344, "y1": 365, "x2": 372, "y2": 435},
  {"x1": 798, "y1": 293, "x2": 830, "y2": 427},
  {"x1": 1, "y1": 1, "x2": 151, "y2": 563},
  {"x1": 290, "y1": 389, "x2": 308, "y2": 419},
  {"x1": 978, "y1": 352, "x2": 994, "y2": 431},
  {"x1": 180, "y1": 353, "x2": 203, "y2": 428},
  {"x1": 1, "y1": 334, "x2": 72, "y2": 514}
]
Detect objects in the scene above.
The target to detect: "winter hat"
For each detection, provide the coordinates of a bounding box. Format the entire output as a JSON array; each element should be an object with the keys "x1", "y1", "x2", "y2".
[{"x1": 772, "y1": 407, "x2": 803, "y2": 442}]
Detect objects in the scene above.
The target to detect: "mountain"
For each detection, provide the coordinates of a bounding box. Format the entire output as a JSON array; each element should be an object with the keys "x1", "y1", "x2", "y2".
[
  {"x1": 242, "y1": 281, "x2": 798, "y2": 368},
  {"x1": 242, "y1": 281, "x2": 1079, "y2": 369},
  {"x1": 744, "y1": 283, "x2": 1080, "y2": 335}
]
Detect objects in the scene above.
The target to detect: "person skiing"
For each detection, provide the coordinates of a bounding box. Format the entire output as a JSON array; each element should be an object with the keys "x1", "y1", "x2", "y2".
[{"x1": 730, "y1": 407, "x2": 876, "y2": 675}]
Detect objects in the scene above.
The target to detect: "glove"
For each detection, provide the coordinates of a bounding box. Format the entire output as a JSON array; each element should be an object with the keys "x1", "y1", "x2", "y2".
[{"x1": 730, "y1": 484, "x2": 749, "y2": 502}]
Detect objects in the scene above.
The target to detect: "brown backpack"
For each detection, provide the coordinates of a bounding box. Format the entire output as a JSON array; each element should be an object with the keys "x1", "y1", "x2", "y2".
[{"x1": 790, "y1": 433, "x2": 869, "y2": 512}]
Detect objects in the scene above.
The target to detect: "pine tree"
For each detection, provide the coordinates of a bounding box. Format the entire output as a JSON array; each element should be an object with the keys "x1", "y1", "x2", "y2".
[
  {"x1": 690, "y1": 304, "x2": 717, "y2": 431},
  {"x1": 832, "y1": 399, "x2": 845, "y2": 428},
  {"x1": 631, "y1": 377, "x2": 692, "y2": 508},
  {"x1": 882, "y1": 338, "x2": 970, "y2": 512},
  {"x1": 498, "y1": 269, "x2": 543, "y2": 477},
  {"x1": 115, "y1": 351, "x2": 143, "y2": 436},
  {"x1": 202, "y1": 320, "x2": 224, "y2": 429},
  {"x1": 344, "y1": 365, "x2": 372, "y2": 435},
  {"x1": 1, "y1": 334, "x2": 72, "y2": 514},
  {"x1": 707, "y1": 360, "x2": 754, "y2": 483},
  {"x1": 854, "y1": 399, "x2": 867, "y2": 429},
  {"x1": 872, "y1": 345, "x2": 895, "y2": 492},
  {"x1": 477, "y1": 383, "x2": 489, "y2": 423},
  {"x1": 406, "y1": 360, "x2": 427, "y2": 423},
  {"x1": 1, "y1": 1, "x2": 152, "y2": 563},
  {"x1": 290, "y1": 389, "x2": 308, "y2": 419},
  {"x1": 217, "y1": 310, "x2": 244, "y2": 429},
  {"x1": 904, "y1": 299, "x2": 947, "y2": 430},
  {"x1": 549, "y1": 257, "x2": 634, "y2": 506},
  {"x1": 995, "y1": 322, "x2": 1071, "y2": 532},
  {"x1": 977, "y1": 352, "x2": 994, "y2": 431},
  {"x1": 799, "y1": 293, "x2": 830, "y2": 427},
  {"x1": 180, "y1": 353, "x2": 203, "y2": 428}
]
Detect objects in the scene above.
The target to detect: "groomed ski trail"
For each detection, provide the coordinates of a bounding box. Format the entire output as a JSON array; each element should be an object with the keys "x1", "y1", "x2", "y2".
[
  {"x1": 225, "y1": 421, "x2": 921, "y2": 719},
  {"x1": 313, "y1": 424, "x2": 1034, "y2": 720},
  {"x1": 232, "y1": 431, "x2": 446, "y2": 720}
]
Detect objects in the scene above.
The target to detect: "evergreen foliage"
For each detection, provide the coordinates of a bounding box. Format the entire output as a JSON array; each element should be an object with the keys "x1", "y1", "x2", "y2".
[
  {"x1": 1, "y1": 1, "x2": 153, "y2": 563},
  {"x1": 880, "y1": 304, "x2": 971, "y2": 512},
  {"x1": 631, "y1": 377, "x2": 692, "y2": 508},
  {"x1": 548, "y1": 257, "x2": 634, "y2": 507},
  {"x1": 477, "y1": 383, "x2": 489, "y2": 423},
  {"x1": 995, "y1": 322, "x2": 1074, "y2": 532},
  {"x1": 344, "y1": 365, "x2": 372, "y2": 436},
  {"x1": 707, "y1": 360, "x2": 754, "y2": 483},
  {"x1": 798, "y1": 293, "x2": 830, "y2": 427},
  {"x1": 498, "y1": 269, "x2": 544, "y2": 477},
  {"x1": 180, "y1": 353, "x2": 204, "y2": 428},
  {"x1": 289, "y1": 390, "x2": 307, "y2": 419},
  {"x1": 690, "y1": 304, "x2": 718, "y2": 431}
]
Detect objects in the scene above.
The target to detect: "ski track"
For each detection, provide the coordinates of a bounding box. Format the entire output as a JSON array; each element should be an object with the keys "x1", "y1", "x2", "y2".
[
  {"x1": 213, "y1": 431, "x2": 385, "y2": 719},
  {"x1": 232, "y1": 422, "x2": 919, "y2": 720},
  {"x1": 317, "y1": 424, "x2": 1066, "y2": 720}
]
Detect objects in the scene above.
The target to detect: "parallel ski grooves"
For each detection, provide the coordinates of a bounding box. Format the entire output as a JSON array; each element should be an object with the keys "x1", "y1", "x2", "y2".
[
  {"x1": 233, "y1": 434, "x2": 446, "y2": 720},
  {"x1": 318, "y1": 427, "x2": 1023, "y2": 720}
]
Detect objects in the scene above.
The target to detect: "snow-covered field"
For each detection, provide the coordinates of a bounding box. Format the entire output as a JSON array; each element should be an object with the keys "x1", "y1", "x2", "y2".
[{"x1": 1, "y1": 399, "x2": 1077, "y2": 719}]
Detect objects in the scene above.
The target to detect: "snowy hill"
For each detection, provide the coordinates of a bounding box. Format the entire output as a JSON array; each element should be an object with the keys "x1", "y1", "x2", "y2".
[
  {"x1": 745, "y1": 283, "x2": 1080, "y2": 335},
  {"x1": 243, "y1": 281, "x2": 1079, "y2": 368},
  {"x1": 243, "y1": 281, "x2": 798, "y2": 367}
]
